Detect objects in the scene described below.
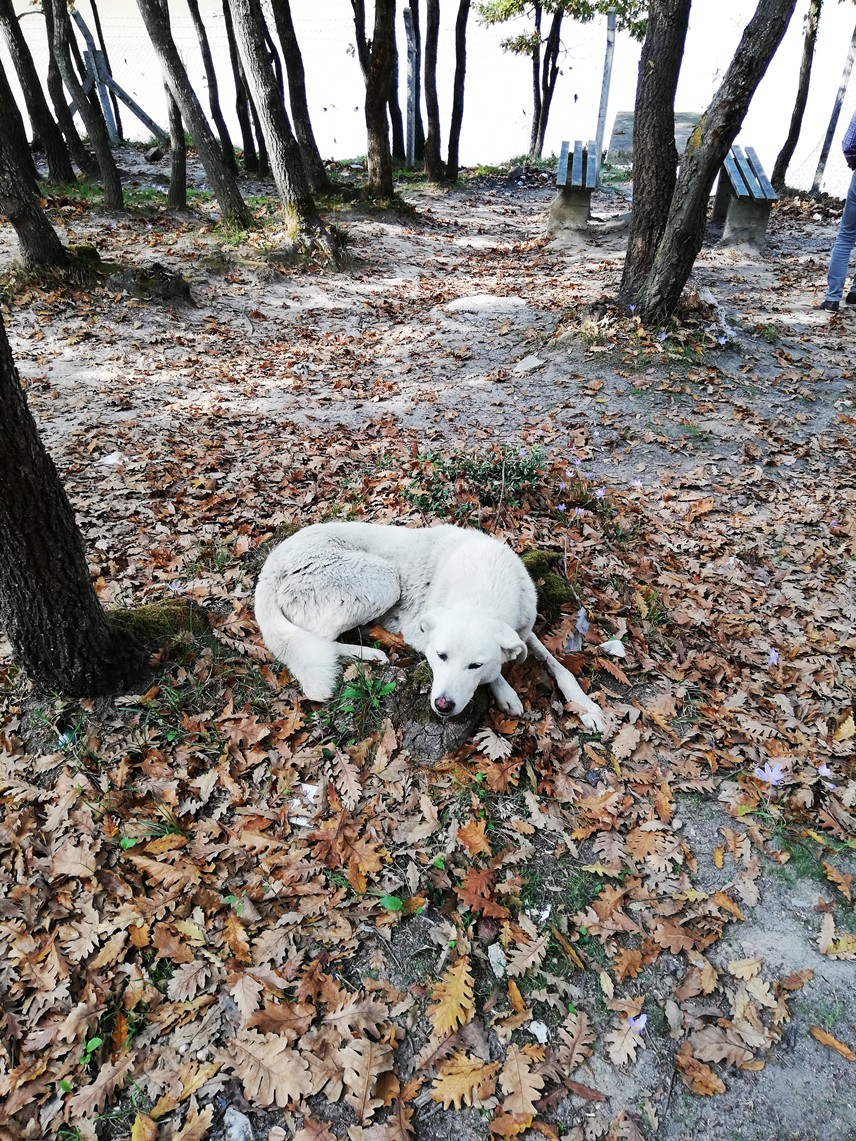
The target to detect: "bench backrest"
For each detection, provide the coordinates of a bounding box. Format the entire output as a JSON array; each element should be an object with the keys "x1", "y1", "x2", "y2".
[
  {"x1": 558, "y1": 140, "x2": 598, "y2": 189},
  {"x1": 723, "y1": 145, "x2": 777, "y2": 201}
]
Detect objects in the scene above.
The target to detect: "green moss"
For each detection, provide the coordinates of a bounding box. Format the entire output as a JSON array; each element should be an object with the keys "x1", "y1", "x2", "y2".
[
  {"x1": 520, "y1": 549, "x2": 575, "y2": 618},
  {"x1": 108, "y1": 599, "x2": 209, "y2": 646}
]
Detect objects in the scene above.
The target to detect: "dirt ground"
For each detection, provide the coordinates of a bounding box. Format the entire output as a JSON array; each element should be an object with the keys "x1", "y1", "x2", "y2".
[{"x1": 0, "y1": 151, "x2": 854, "y2": 1141}]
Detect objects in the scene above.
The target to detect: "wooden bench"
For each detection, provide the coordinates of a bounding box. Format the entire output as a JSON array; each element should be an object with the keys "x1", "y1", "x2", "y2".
[
  {"x1": 712, "y1": 145, "x2": 777, "y2": 245},
  {"x1": 547, "y1": 140, "x2": 598, "y2": 232}
]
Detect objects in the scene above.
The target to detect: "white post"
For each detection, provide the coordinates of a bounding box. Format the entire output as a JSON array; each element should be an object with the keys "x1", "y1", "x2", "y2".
[
  {"x1": 404, "y1": 8, "x2": 417, "y2": 169},
  {"x1": 594, "y1": 6, "x2": 616, "y2": 186}
]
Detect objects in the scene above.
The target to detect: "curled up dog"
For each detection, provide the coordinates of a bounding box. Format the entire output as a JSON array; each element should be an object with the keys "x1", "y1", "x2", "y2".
[{"x1": 255, "y1": 521, "x2": 607, "y2": 733}]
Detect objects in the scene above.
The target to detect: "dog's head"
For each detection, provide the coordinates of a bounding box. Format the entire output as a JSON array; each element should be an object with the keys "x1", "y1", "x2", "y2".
[{"x1": 419, "y1": 607, "x2": 527, "y2": 718}]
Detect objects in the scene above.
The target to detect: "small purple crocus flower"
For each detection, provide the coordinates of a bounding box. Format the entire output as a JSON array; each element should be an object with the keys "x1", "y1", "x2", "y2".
[
  {"x1": 768, "y1": 648, "x2": 779, "y2": 667},
  {"x1": 657, "y1": 331, "x2": 668, "y2": 342},
  {"x1": 595, "y1": 487, "x2": 606, "y2": 500},
  {"x1": 574, "y1": 507, "x2": 585, "y2": 517},
  {"x1": 627, "y1": 1014, "x2": 647, "y2": 1033},
  {"x1": 559, "y1": 481, "x2": 567, "y2": 491},
  {"x1": 557, "y1": 503, "x2": 566, "y2": 512},
  {"x1": 754, "y1": 762, "x2": 785, "y2": 786}
]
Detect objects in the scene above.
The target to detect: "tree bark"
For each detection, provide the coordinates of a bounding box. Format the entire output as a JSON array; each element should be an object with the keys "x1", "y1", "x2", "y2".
[
  {"x1": 635, "y1": 0, "x2": 798, "y2": 325},
  {"x1": 408, "y1": 0, "x2": 425, "y2": 160},
  {"x1": 136, "y1": 0, "x2": 253, "y2": 229},
  {"x1": 42, "y1": 0, "x2": 95, "y2": 174},
  {"x1": 0, "y1": 60, "x2": 39, "y2": 187},
  {"x1": 446, "y1": 0, "x2": 470, "y2": 180},
  {"x1": 90, "y1": 0, "x2": 123, "y2": 140},
  {"x1": 269, "y1": 0, "x2": 331, "y2": 193},
  {"x1": 618, "y1": 0, "x2": 690, "y2": 308},
  {"x1": 534, "y1": 9, "x2": 562, "y2": 158},
  {"x1": 352, "y1": 0, "x2": 397, "y2": 196},
  {"x1": 529, "y1": 3, "x2": 542, "y2": 157},
  {"x1": 186, "y1": 0, "x2": 238, "y2": 172},
  {"x1": 0, "y1": 0, "x2": 75, "y2": 183},
  {"x1": 0, "y1": 313, "x2": 146, "y2": 696},
  {"x1": 222, "y1": 0, "x2": 259, "y2": 170},
  {"x1": 227, "y1": 0, "x2": 335, "y2": 254},
  {"x1": 165, "y1": 84, "x2": 186, "y2": 209},
  {"x1": 50, "y1": 0, "x2": 123, "y2": 210},
  {"x1": 772, "y1": 0, "x2": 822, "y2": 190},
  {"x1": 388, "y1": 3, "x2": 407, "y2": 161},
  {"x1": 423, "y1": 0, "x2": 444, "y2": 179},
  {"x1": 0, "y1": 68, "x2": 69, "y2": 270}
]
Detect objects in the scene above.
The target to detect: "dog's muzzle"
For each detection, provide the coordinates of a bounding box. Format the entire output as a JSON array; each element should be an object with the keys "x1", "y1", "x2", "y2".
[{"x1": 433, "y1": 694, "x2": 456, "y2": 717}]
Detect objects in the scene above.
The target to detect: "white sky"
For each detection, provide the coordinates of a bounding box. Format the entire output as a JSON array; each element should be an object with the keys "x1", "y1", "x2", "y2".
[{"x1": 3, "y1": 0, "x2": 855, "y2": 194}]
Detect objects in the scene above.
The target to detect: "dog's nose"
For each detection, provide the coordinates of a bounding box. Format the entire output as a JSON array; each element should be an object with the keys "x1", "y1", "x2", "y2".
[{"x1": 434, "y1": 695, "x2": 456, "y2": 715}]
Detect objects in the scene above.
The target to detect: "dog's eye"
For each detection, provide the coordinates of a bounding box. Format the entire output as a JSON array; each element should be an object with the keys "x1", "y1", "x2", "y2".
[
  {"x1": 437, "y1": 652, "x2": 448, "y2": 662},
  {"x1": 467, "y1": 662, "x2": 483, "y2": 670}
]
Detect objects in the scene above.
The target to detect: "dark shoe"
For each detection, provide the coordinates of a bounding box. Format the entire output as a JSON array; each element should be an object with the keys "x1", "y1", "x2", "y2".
[
  {"x1": 845, "y1": 291, "x2": 856, "y2": 306},
  {"x1": 818, "y1": 299, "x2": 839, "y2": 311}
]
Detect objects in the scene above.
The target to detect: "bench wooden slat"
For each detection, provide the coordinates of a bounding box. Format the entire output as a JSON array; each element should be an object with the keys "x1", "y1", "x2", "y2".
[
  {"x1": 557, "y1": 140, "x2": 570, "y2": 187},
  {"x1": 571, "y1": 141, "x2": 583, "y2": 187},
  {"x1": 745, "y1": 146, "x2": 778, "y2": 200},
  {"x1": 585, "y1": 140, "x2": 597, "y2": 188},
  {"x1": 732, "y1": 145, "x2": 764, "y2": 199},
  {"x1": 722, "y1": 151, "x2": 750, "y2": 198}
]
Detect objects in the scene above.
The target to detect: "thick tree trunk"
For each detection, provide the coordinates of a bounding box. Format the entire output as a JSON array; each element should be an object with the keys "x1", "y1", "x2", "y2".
[
  {"x1": 352, "y1": 0, "x2": 396, "y2": 196},
  {"x1": 0, "y1": 62, "x2": 39, "y2": 187},
  {"x1": 446, "y1": 0, "x2": 470, "y2": 180},
  {"x1": 42, "y1": 0, "x2": 94, "y2": 174},
  {"x1": 0, "y1": 70, "x2": 69, "y2": 269},
  {"x1": 423, "y1": 0, "x2": 444, "y2": 180},
  {"x1": 772, "y1": 0, "x2": 822, "y2": 190},
  {"x1": 222, "y1": 0, "x2": 259, "y2": 171},
  {"x1": 269, "y1": 0, "x2": 331, "y2": 193},
  {"x1": 389, "y1": 4, "x2": 407, "y2": 161},
  {"x1": 50, "y1": 0, "x2": 123, "y2": 210},
  {"x1": 227, "y1": 0, "x2": 335, "y2": 254},
  {"x1": 534, "y1": 10, "x2": 562, "y2": 158},
  {"x1": 529, "y1": 3, "x2": 542, "y2": 157},
  {"x1": 618, "y1": 0, "x2": 690, "y2": 308},
  {"x1": 409, "y1": 0, "x2": 425, "y2": 160},
  {"x1": 635, "y1": 0, "x2": 797, "y2": 325},
  {"x1": 186, "y1": 0, "x2": 238, "y2": 172},
  {"x1": 136, "y1": 0, "x2": 253, "y2": 228},
  {"x1": 0, "y1": 0, "x2": 74, "y2": 183},
  {"x1": 0, "y1": 314, "x2": 146, "y2": 695},
  {"x1": 165, "y1": 85, "x2": 186, "y2": 209}
]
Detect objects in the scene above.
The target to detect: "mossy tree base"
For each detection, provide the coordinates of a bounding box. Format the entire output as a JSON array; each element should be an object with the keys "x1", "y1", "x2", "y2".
[
  {"x1": 391, "y1": 661, "x2": 489, "y2": 763},
  {"x1": 520, "y1": 548, "x2": 575, "y2": 619}
]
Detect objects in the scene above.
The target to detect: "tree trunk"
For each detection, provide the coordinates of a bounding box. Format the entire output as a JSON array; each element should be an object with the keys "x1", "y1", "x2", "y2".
[
  {"x1": 222, "y1": 0, "x2": 259, "y2": 171},
  {"x1": 165, "y1": 84, "x2": 186, "y2": 208},
  {"x1": 772, "y1": 0, "x2": 822, "y2": 190},
  {"x1": 529, "y1": 3, "x2": 542, "y2": 157},
  {"x1": 618, "y1": 0, "x2": 691, "y2": 308},
  {"x1": 136, "y1": 0, "x2": 253, "y2": 228},
  {"x1": 0, "y1": 70, "x2": 69, "y2": 270},
  {"x1": 423, "y1": 0, "x2": 444, "y2": 179},
  {"x1": 389, "y1": 3, "x2": 407, "y2": 161},
  {"x1": 269, "y1": 0, "x2": 331, "y2": 193},
  {"x1": 534, "y1": 9, "x2": 562, "y2": 158},
  {"x1": 0, "y1": 314, "x2": 146, "y2": 695},
  {"x1": 446, "y1": 0, "x2": 470, "y2": 180},
  {"x1": 409, "y1": 0, "x2": 425, "y2": 160},
  {"x1": 50, "y1": 0, "x2": 123, "y2": 210},
  {"x1": 42, "y1": 0, "x2": 95, "y2": 174},
  {"x1": 812, "y1": 21, "x2": 856, "y2": 191},
  {"x1": 352, "y1": 0, "x2": 397, "y2": 196},
  {"x1": 635, "y1": 0, "x2": 798, "y2": 325},
  {"x1": 0, "y1": 62, "x2": 39, "y2": 187},
  {"x1": 227, "y1": 0, "x2": 335, "y2": 254},
  {"x1": 0, "y1": 0, "x2": 75, "y2": 183},
  {"x1": 90, "y1": 0, "x2": 123, "y2": 140},
  {"x1": 186, "y1": 0, "x2": 238, "y2": 172}
]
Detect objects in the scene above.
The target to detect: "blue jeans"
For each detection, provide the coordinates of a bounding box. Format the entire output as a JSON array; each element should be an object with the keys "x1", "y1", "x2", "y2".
[{"x1": 826, "y1": 168, "x2": 856, "y2": 301}]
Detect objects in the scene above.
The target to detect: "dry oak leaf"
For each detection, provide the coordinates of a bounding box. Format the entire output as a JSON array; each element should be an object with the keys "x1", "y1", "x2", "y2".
[
  {"x1": 150, "y1": 1061, "x2": 222, "y2": 1119},
  {"x1": 294, "y1": 1120, "x2": 337, "y2": 1141},
  {"x1": 557, "y1": 1010, "x2": 596, "y2": 1073},
  {"x1": 809, "y1": 1026, "x2": 856, "y2": 1061},
  {"x1": 728, "y1": 957, "x2": 762, "y2": 981},
  {"x1": 474, "y1": 726, "x2": 513, "y2": 760},
  {"x1": 822, "y1": 862, "x2": 853, "y2": 901},
  {"x1": 455, "y1": 867, "x2": 511, "y2": 919},
  {"x1": 340, "y1": 1037, "x2": 395, "y2": 1123},
  {"x1": 167, "y1": 1096, "x2": 215, "y2": 1141},
  {"x1": 458, "y1": 817, "x2": 493, "y2": 857},
  {"x1": 219, "y1": 1030, "x2": 311, "y2": 1107},
  {"x1": 428, "y1": 956, "x2": 476, "y2": 1038},
  {"x1": 430, "y1": 1052, "x2": 500, "y2": 1109},
  {"x1": 689, "y1": 1026, "x2": 753, "y2": 1068},
  {"x1": 130, "y1": 1113, "x2": 158, "y2": 1141},
  {"x1": 674, "y1": 1042, "x2": 725, "y2": 1096},
  {"x1": 605, "y1": 1022, "x2": 644, "y2": 1066},
  {"x1": 489, "y1": 1111, "x2": 534, "y2": 1137},
  {"x1": 498, "y1": 1043, "x2": 545, "y2": 1115},
  {"x1": 610, "y1": 721, "x2": 642, "y2": 761},
  {"x1": 67, "y1": 1055, "x2": 136, "y2": 1119},
  {"x1": 506, "y1": 932, "x2": 549, "y2": 978},
  {"x1": 229, "y1": 973, "x2": 263, "y2": 1021},
  {"x1": 248, "y1": 999, "x2": 316, "y2": 1040},
  {"x1": 652, "y1": 920, "x2": 696, "y2": 954},
  {"x1": 168, "y1": 960, "x2": 215, "y2": 1002},
  {"x1": 819, "y1": 912, "x2": 856, "y2": 959},
  {"x1": 613, "y1": 948, "x2": 643, "y2": 983},
  {"x1": 324, "y1": 994, "x2": 389, "y2": 1040}
]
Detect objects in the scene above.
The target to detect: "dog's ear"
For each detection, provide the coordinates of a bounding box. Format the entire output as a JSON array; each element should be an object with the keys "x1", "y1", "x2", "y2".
[
  {"x1": 498, "y1": 624, "x2": 527, "y2": 663},
  {"x1": 419, "y1": 610, "x2": 439, "y2": 635}
]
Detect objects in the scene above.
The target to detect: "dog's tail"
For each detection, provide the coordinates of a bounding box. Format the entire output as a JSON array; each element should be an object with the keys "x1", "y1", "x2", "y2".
[{"x1": 254, "y1": 576, "x2": 341, "y2": 701}]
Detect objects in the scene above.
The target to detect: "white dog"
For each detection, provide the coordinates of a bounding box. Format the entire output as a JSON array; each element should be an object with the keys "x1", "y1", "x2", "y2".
[{"x1": 255, "y1": 521, "x2": 606, "y2": 732}]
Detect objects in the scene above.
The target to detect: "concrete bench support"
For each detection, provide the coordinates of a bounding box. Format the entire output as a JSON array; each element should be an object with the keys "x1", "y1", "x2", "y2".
[
  {"x1": 713, "y1": 145, "x2": 777, "y2": 245},
  {"x1": 548, "y1": 140, "x2": 597, "y2": 233}
]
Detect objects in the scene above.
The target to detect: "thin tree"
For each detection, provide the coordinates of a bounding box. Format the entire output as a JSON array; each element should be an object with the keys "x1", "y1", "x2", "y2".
[
  {"x1": 628, "y1": 0, "x2": 798, "y2": 325},
  {"x1": 0, "y1": 0, "x2": 74, "y2": 183},
  {"x1": 227, "y1": 0, "x2": 337, "y2": 255},
  {"x1": 389, "y1": 4, "x2": 407, "y2": 160},
  {"x1": 772, "y1": 0, "x2": 822, "y2": 190},
  {"x1": 352, "y1": 0, "x2": 397, "y2": 196},
  {"x1": 90, "y1": 0, "x2": 124, "y2": 140},
  {"x1": 0, "y1": 313, "x2": 149, "y2": 695},
  {"x1": 446, "y1": 0, "x2": 471, "y2": 178},
  {"x1": 618, "y1": 0, "x2": 691, "y2": 307},
  {"x1": 408, "y1": 0, "x2": 426, "y2": 159},
  {"x1": 269, "y1": 0, "x2": 331, "y2": 192},
  {"x1": 49, "y1": 0, "x2": 123, "y2": 210},
  {"x1": 222, "y1": 0, "x2": 259, "y2": 170},
  {"x1": 811, "y1": 19, "x2": 856, "y2": 191},
  {"x1": 423, "y1": 0, "x2": 445, "y2": 178},
  {"x1": 42, "y1": 0, "x2": 95, "y2": 174},
  {"x1": 136, "y1": 0, "x2": 254, "y2": 229},
  {"x1": 165, "y1": 83, "x2": 187, "y2": 209},
  {"x1": 0, "y1": 60, "x2": 39, "y2": 187},
  {"x1": 186, "y1": 0, "x2": 238, "y2": 172}
]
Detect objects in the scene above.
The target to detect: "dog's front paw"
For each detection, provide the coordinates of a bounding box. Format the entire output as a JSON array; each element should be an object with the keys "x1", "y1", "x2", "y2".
[
  {"x1": 361, "y1": 647, "x2": 389, "y2": 664},
  {"x1": 580, "y1": 705, "x2": 606, "y2": 734},
  {"x1": 497, "y1": 693, "x2": 524, "y2": 717}
]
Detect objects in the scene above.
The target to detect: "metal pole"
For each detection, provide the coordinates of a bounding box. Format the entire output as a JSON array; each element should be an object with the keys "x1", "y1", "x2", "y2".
[
  {"x1": 404, "y1": 7, "x2": 416, "y2": 169},
  {"x1": 594, "y1": 6, "x2": 616, "y2": 186}
]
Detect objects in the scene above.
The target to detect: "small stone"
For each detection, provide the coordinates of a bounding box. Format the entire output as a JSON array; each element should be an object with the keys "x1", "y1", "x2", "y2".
[
  {"x1": 487, "y1": 942, "x2": 507, "y2": 978},
  {"x1": 145, "y1": 146, "x2": 164, "y2": 163}
]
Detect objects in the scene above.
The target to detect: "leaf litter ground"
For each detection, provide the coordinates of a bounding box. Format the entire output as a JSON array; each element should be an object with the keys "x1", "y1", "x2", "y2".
[{"x1": 0, "y1": 154, "x2": 854, "y2": 1141}]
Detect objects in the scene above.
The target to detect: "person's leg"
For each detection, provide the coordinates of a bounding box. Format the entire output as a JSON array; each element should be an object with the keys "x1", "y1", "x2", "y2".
[{"x1": 826, "y1": 169, "x2": 856, "y2": 302}]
